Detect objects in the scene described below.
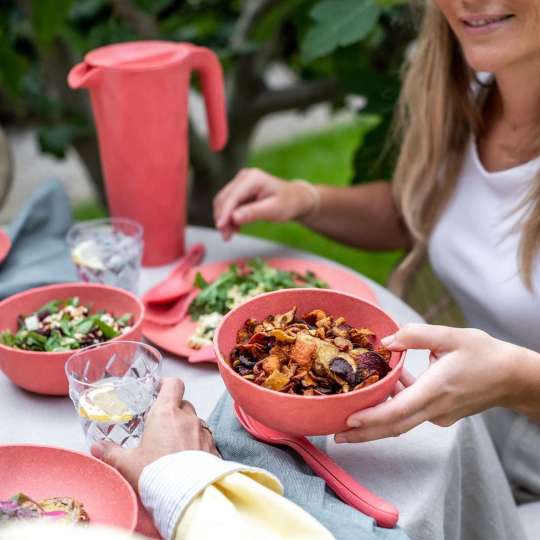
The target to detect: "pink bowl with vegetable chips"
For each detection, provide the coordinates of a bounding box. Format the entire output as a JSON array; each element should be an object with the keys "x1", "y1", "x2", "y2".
[
  {"x1": 0, "y1": 283, "x2": 144, "y2": 396},
  {"x1": 0, "y1": 444, "x2": 138, "y2": 531},
  {"x1": 214, "y1": 288, "x2": 405, "y2": 436}
]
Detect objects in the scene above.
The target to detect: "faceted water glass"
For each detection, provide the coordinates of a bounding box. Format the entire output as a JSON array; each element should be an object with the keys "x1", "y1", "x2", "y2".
[
  {"x1": 65, "y1": 341, "x2": 161, "y2": 449},
  {"x1": 67, "y1": 218, "x2": 143, "y2": 294}
]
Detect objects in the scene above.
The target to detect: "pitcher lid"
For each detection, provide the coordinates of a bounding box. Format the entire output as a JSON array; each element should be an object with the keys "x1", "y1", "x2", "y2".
[{"x1": 85, "y1": 41, "x2": 191, "y2": 70}]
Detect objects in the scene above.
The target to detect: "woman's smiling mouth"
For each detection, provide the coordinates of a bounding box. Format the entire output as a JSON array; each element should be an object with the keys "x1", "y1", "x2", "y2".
[{"x1": 460, "y1": 13, "x2": 515, "y2": 35}]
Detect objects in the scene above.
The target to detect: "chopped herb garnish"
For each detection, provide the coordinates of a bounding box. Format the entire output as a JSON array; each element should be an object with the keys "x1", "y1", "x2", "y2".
[{"x1": 188, "y1": 258, "x2": 328, "y2": 321}]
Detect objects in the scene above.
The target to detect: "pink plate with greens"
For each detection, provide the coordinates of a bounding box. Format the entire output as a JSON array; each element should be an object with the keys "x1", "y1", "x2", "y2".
[{"x1": 143, "y1": 257, "x2": 377, "y2": 362}]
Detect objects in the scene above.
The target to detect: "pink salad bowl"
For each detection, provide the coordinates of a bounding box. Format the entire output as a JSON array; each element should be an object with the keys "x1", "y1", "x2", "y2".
[
  {"x1": 0, "y1": 283, "x2": 145, "y2": 396},
  {"x1": 0, "y1": 444, "x2": 138, "y2": 531},
  {"x1": 214, "y1": 288, "x2": 405, "y2": 436}
]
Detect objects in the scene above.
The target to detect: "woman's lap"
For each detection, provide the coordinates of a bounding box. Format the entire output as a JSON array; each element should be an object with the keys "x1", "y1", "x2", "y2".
[
  {"x1": 327, "y1": 414, "x2": 527, "y2": 540},
  {"x1": 482, "y1": 408, "x2": 540, "y2": 504}
]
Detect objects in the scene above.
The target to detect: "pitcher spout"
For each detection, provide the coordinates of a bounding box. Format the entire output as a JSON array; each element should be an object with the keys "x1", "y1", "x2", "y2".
[{"x1": 68, "y1": 62, "x2": 101, "y2": 89}]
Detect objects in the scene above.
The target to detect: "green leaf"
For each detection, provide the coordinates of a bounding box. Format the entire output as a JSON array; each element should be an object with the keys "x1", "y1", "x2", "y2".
[
  {"x1": 60, "y1": 315, "x2": 72, "y2": 337},
  {"x1": 96, "y1": 318, "x2": 119, "y2": 339},
  {"x1": 194, "y1": 272, "x2": 209, "y2": 290},
  {"x1": 37, "y1": 300, "x2": 61, "y2": 315},
  {"x1": 75, "y1": 319, "x2": 94, "y2": 335},
  {"x1": 31, "y1": 0, "x2": 74, "y2": 49},
  {"x1": 0, "y1": 331, "x2": 16, "y2": 348},
  {"x1": 27, "y1": 331, "x2": 47, "y2": 346},
  {"x1": 301, "y1": 0, "x2": 381, "y2": 63},
  {"x1": 116, "y1": 313, "x2": 132, "y2": 326},
  {"x1": 68, "y1": 297, "x2": 80, "y2": 307},
  {"x1": 247, "y1": 257, "x2": 266, "y2": 271}
]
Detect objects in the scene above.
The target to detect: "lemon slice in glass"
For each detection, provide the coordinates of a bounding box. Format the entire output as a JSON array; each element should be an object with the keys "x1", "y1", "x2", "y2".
[
  {"x1": 78, "y1": 383, "x2": 133, "y2": 423},
  {"x1": 71, "y1": 240, "x2": 105, "y2": 271}
]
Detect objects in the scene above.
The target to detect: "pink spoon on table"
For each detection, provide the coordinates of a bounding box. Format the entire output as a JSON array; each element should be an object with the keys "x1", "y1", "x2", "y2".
[
  {"x1": 143, "y1": 243, "x2": 205, "y2": 305},
  {"x1": 234, "y1": 403, "x2": 399, "y2": 529},
  {"x1": 144, "y1": 289, "x2": 199, "y2": 326}
]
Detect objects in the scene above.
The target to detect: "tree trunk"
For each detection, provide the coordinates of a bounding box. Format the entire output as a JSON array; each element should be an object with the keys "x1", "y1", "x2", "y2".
[
  {"x1": 188, "y1": 114, "x2": 256, "y2": 227},
  {"x1": 0, "y1": 125, "x2": 13, "y2": 211},
  {"x1": 72, "y1": 136, "x2": 106, "y2": 205}
]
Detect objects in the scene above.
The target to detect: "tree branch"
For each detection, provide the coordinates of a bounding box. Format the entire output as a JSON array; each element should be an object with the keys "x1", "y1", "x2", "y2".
[
  {"x1": 251, "y1": 79, "x2": 340, "y2": 118},
  {"x1": 230, "y1": 0, "x2": 284, "y2": 50},
  {"x1": 109, "y1": 0, "x2": 159, "y2": 38},
  {"x1": 188, "y1": 120, "x2": 222, "y2": 180}
]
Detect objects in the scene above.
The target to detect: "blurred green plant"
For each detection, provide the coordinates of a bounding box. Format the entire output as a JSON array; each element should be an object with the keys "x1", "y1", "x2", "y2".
[{"x1": 0, "y1": 0, "x2": 415, "y2": 223}]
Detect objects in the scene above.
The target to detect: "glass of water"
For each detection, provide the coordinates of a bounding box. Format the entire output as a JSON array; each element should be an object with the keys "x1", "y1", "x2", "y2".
[
  {"x1": 65, "y1": 341, "x2": 161, "y2": 449},
  {"x1": 67, "y1": 218, "x2": 143, "y2": 293}
]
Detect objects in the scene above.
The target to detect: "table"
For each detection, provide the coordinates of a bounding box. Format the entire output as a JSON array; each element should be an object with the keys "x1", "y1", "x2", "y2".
[{"x1": 0, "y1": 226, "x2": 524, "y2": 540}]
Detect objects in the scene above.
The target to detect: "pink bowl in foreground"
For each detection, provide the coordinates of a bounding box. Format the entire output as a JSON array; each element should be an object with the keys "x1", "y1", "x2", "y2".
[
  {"x1": 214, "y1": 288, "x2": 404, "y2": 436},
  {"x1": 0, "y1": 283, "x2": 145, "y2": 396},
  {"x1": 0, "y1": 444, "x2": 138, "y2": 531}
]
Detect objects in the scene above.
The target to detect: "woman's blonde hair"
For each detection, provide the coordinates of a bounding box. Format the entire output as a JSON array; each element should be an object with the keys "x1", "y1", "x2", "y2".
[{"x1": 391, "y1": 2, "x2": 540, "y2": 291}]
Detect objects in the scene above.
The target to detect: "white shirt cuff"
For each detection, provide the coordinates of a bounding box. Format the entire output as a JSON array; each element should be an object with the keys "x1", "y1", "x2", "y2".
[{"x1": 139, "y1": 451, "x2": 282, "y2": 540}]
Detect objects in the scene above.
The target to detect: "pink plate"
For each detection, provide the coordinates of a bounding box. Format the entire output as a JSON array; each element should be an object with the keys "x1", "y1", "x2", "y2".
[
  {"x1": 0, "y1": 228, "x2": 11, "y2": 265},
  {"x1": 0, "y1": 444, "x2": 138, "y2": 532},
  {"x1": 143, "y1": 257, "x2": 377, "y2": 360}
]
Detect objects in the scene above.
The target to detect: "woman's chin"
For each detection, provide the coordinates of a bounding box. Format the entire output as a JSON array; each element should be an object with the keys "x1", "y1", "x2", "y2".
[{"x1": 462, "y1": 49, "x2": 509, "y2": 75}]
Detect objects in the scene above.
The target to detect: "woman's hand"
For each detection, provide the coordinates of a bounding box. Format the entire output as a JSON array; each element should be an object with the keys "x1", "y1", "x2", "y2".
[
  {"x1": 91, "y1": 378, "x2": 219, "y2": 489},
  {"x1": 213, "y1": 168, "x2": 318, "y2": 240},
  {"x1": 335, "y1": 324, "x2": 518, "y2": 443}
]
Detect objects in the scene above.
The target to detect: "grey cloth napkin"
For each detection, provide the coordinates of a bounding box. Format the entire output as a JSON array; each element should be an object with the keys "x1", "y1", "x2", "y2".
[
  {"x1": 0, "y1": 179, "x2": 77, "y2": 299},
  {"x1": 208, "y1": 393, "x2": 409, "y2": 540}
]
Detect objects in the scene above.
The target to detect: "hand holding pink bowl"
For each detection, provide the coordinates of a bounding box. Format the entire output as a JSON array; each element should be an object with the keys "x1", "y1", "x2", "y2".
[
  {"x1": 0, "y1": 283, "x2": 144, "y2": 396},
  {"x1": 213, "y1": 288, "x2": 406, "y2": 436}
]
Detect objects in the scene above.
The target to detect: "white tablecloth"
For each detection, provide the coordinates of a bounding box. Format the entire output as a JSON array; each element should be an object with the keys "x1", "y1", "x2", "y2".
[{"x1": 0, "y1": 226, "x2": 525, "y2": 540}]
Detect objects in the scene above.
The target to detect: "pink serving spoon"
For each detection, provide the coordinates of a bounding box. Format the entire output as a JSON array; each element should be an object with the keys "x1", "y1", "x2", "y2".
[
  {"x1": 144, "y1": 289, "x2": 199, "y2": 326},
  {"x1": 234, "y1": 403, "x2": 399, "y2": 529},
  {"x1": 143, "y1": 243, "x2": 205, "y2": 305},
  {"x1": 143, "y1": 244, "x2": 206, "y2": 326}
]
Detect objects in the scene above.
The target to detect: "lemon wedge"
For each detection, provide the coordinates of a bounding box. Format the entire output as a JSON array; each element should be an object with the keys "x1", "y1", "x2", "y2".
[
  {"x1": 78, "y1": 383, "x2": 133, "y2": 423},
  {"x1": 71, "y1": 240, "x2": 105, "y2": 271}
]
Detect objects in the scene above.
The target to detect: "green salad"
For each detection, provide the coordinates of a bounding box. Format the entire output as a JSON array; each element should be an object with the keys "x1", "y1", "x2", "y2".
[
  {"x1": 0, "y1": 297, "x2": 132, "y2": 352},
  {"x1": 187, "y1": 258, "x2": 327, "y2": 349}
]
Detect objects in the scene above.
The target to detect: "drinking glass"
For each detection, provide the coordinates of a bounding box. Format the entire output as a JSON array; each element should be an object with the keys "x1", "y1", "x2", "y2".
[
  {"x1": 67, "y1": 218, "x2": 143, "y2": 293},
  {"x1": 65, "y1": 341, "x2": 161, "y2": 449}
]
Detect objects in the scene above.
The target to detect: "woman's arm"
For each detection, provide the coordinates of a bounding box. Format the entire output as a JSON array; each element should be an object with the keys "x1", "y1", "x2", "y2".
[
  {"x1": 503, "y1": 345, "x2": 540, "y2": 422},
  {"x1": 300, "y1": 181, "x2": 411, "y2": 250},
  {"x1": 334, "y1": 324, "x2": 540, "y2": 444},
  {"x1": 213, "y1": 168, "x2": 411, "y2": 250}
]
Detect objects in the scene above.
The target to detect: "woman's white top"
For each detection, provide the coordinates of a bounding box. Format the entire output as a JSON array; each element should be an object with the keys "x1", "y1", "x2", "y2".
[{"x1": 428, "y1": 138, "x2": 540, "y2": 351}]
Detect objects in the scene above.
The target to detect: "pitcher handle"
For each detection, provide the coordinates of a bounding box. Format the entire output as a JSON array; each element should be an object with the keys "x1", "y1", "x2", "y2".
[{"x1": 186, "y1": 47, "x2": 228, "y2": 152}]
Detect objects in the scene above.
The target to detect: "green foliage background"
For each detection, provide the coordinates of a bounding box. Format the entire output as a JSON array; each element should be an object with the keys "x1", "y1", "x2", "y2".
[{"x1": 1, "y1": 0, "x2": 414, "y2": 284}]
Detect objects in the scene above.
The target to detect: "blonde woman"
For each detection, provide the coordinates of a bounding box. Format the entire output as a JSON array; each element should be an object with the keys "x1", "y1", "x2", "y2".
[{"x1": 214, "y1": 0, "x2": 540, "y2": 506}]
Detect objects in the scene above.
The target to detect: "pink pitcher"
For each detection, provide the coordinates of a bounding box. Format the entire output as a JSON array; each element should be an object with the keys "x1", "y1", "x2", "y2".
[{"x1": 68, "y1": 41, "x2": 228, "y2": 266}]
